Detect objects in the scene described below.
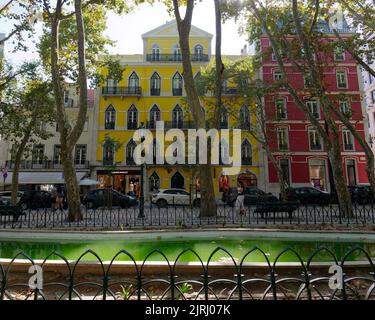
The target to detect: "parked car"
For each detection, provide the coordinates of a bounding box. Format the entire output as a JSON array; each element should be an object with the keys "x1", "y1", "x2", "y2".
[
  {"x1": 152, "y1": 189, "x2": 200, "y2": 208},
  {"x1": 0, "y1": 197, "x2": 25, "y2": 222},
  {"x1": 19, "y1": 190, "x2": 53, "y2": 210},
  {"x1": 0, "y1": 191, "x2": 24, "y2": 204},
  {"x1": 286, "y1": 187, "x2": 332, "y2": 205},
  {"x1": 243, "y1": 187, "x2": 278, "y2": 206},
  {"x1": 348, "y1": 185, "x2": 374, "y2": 205},
  {"x1": 222, "y1": 187, "x2": 238, "y2": 206},
  {"x1": 82, "y1": 189, "x2": 138, "y2": 209}
]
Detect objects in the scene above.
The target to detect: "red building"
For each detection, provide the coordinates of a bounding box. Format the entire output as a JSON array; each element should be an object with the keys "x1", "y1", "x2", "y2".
[{"x1": 260, "y1": 29, "x2": 369, "y2": 194}]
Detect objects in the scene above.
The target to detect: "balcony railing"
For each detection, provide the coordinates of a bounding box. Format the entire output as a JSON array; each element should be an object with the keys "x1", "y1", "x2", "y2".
[
  {"x1": 172, "y1": 88, "x2": 183, "y2": 96},
  {"x1": 150, "y1": 88, "x2": 161, "y2": 96},
  {"x1": 241, "y1": 157, "x2": 253, "y2": 165},
  {"x1": 5, "y1": 160, "x2": 90, "y2": 170},
  {"x1": 127, "y1": 122, "x2": 138, "y2": 130},
  {"x1": 222, "y1": 87, "x2": 239, "y2": 95},
  {"x1": 102, "y1": 86, "x2": 142, "y2": 96},
  {"x1": 126, "y1": 157, "x2": 136, "y2": 166},
  {"x1": 238, "y1": 122, "x2": 251, "y2": 130},
  {"x1": 146, "y1": 54, "x2": 209, "y2": 62},
  {"x1": 105, "y1": 122, "x2": 115, "y2": 130}
]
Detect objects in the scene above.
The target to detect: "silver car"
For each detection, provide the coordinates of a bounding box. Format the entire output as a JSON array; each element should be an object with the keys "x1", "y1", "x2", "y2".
[{"x1": 151, "y1": 189, "x2": 200, "y2": 208}]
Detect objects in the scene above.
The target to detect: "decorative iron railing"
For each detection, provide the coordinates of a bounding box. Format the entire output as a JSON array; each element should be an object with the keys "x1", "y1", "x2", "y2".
[
  {"x1": 0, "y1": 246, "x2": 374, "y2": 300},
  {"x1": 1, "y1": 202, "x2": 375, "y2": 229}
]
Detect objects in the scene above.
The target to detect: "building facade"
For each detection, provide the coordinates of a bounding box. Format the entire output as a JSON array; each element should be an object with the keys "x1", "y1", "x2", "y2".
[
  {"x1": 1, "y1": 85, "x2": 95, "y2": 190},
  {"x1": 363, "y1": 62, "x2": 375, "y2": 156},
  {"x1": 261, "y1": 28, "x2": 369, "y2": 195},
  {"x1": 92, "y1": 21, "x2": 261, "y2": 199}
]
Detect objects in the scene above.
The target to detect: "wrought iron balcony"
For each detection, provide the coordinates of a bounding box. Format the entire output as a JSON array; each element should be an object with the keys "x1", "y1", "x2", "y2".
[
  {"x1": 172, "y1": 88, "x2": 183, "y2": 96},
  {"x1": 222, "y1": 87, "x2": 239, "y2": 95},
  {"x1": 5, "y1": 160, "x2": 90, "y2": 170},
  {"x1": 164, "y1": 121, "x2": 195, "y2": 130},
  {"x1": 102, "y1": 86, "x2": 142, "y2": 96},
  {"x1": 150, "y1": 88, "x2": 161, "y2": 96},
  {"x1": 146, "y1": 54, "x2": 209, "y2": 62}
]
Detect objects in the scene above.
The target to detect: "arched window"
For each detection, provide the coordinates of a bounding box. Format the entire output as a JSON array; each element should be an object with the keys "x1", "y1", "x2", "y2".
[
  {"x1": 151, "y1": 44, "x2": 160, "y2": 61},
  {"x1": 172, "y1": 72, "x2": 183, "y2": 96},
  {"x1": 172, "y1": 105, "x2": 183, "y2": 129},
  {"x1": 149, "y1": 172, "x2": 160, "y2": 191},
  {"x1": 171, "y1": 171, "x2": 184, "y2": 189},
  {"x1": 103, "y1": 139, "x2": 115, "y2": 166},
  {"x1": 241, "y1": 140, "x2": 252, "y2": 165},
  {"x1": 220, "y1": 106, "x2": 228, "y2": 129},
  {"x1": 149, "y1": 104, "x2": 161, "y2": 129},
  {"x1": 128, "y1": 72, "x2": 139, "y2": 94},
  {"x1": 150, "y1": 72, "x2": 161, "y2": 96},
  {"x1": 105, "y1": 105, "x2": 116, "y2": 130},
  {"x1": 127, "y1": 105, "x2": 138, "y2": 129},
  {"x1": 239, "y1": 105, "x2": 250, "y2": 129},
  {"x1": 172, "y1": 45, "x2": 181, "y2": 61},
  {"x1": 126, "y1": 139, "x2": 137, "y2": 165},
  {"x1": 194, "y1": 45, "x2": 204, "y2": 61}
]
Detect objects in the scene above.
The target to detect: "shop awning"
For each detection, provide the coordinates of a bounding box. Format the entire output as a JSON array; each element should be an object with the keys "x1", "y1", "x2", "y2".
[{"x1": 0, "y1": 171, "x2": 87, "y2": 185}]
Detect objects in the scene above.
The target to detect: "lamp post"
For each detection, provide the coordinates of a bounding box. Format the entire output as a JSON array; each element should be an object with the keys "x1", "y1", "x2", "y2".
[{"x1": 138, "y1": 123, "x2": 146, "y2": 219}]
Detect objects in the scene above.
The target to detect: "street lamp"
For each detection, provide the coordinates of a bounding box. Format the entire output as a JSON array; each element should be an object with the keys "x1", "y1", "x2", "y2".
[{"x1": 138, "y1": 123, "x2": 146, "y2": 219}]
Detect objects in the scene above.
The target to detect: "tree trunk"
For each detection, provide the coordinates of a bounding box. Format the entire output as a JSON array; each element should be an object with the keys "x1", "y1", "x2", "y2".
[
  {"x1": 61, "y1": 150, "x2": 82, "y2": 221},
  {"x1": 266, "y1": 146, "x2": 288, "y2": 201},
  {"x1": 173, "y1": 0, "x2": 217, "y2": 217},
  {"x1": 11, "y1": 159, "x2": 21, "y2": 206},
  {"x1": 328, "y1": 145, "x2": 353, "y2": 217},
  {"x1": 11, "y1": 123, "x2": 33, "y2": 205},
  {"x1": 49, "y1": 0, "x2": 88, "y2": 221}
]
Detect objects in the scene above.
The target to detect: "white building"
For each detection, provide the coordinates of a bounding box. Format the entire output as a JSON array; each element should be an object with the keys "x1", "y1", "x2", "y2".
[
  {"x1": 0, "y1": 84, "x2": 96, "y2": 190},
  {"x1": 363, "y1": 64, "x2": 375, "y2": 155}
]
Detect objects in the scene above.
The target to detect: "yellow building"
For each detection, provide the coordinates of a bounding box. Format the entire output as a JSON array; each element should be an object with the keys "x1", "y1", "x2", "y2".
[{"x1": 92, "y1": 20, "x2": 262, "y2": 199}]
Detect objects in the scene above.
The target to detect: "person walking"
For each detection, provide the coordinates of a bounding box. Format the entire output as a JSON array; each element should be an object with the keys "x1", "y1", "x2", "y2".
[
  {"x1": 56, "y1": 186, "x2": 64, "y2": 211},
  {"x1": 51, "y1": 186, "x2": 57, "y2": 211},
  {"x1": 235, "y1": 185, "x2": 245, "y2": 215}
]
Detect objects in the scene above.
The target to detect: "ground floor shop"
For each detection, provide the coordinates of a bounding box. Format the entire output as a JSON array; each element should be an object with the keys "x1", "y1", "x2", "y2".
[
  {"x1": 267, "y1": 154, "x2": 368, "y2": 194},
  {"x1": 93, "y1": 166, "x2": 261, "y2": 199}
]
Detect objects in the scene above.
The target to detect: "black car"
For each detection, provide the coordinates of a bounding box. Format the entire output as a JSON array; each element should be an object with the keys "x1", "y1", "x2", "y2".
[
  {"x1": 222, "y1": 187, "x2": 238, "y2": 206},
  {"x1": 348, "y1": 185, "x2": 374, "y2": 205},
  {"x1": 0, "y1": 197, "x2": 26, "y2": 221},
  {"x1": 19, "y1": 190, "x2": 52, "y2": 210},
  {"x1": 287, "y1": 187, "x2": 332, "y2": 205},
  {"x1": 243, "y1": 187, "x2": 278, "y2": 206},
  {"x1": 82, "y1": 189, "x2": 138, "y2": 209}
]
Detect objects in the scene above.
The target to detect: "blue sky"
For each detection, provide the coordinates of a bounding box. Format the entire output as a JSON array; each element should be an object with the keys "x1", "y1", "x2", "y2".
[{"x1": 1, "y1": 1, "x2": 247, "y2": 66}]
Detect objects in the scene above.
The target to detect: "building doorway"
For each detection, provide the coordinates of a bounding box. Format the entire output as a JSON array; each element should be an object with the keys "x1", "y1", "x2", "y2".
[
  {"x1": 309, "y1": 159, "x2": 327, "y2": 191},
  {"x1": 171, "y1": 172, "x2": 184, "y2": 189},
  {"x1": 346, "y1": 159, "x2": 357, "y2": 186}
]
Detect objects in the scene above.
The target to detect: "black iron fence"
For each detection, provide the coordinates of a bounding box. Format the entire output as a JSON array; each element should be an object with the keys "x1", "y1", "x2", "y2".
[
  {"x1": 1, "y1": 202, "x2": 375, "y2": 229},
  {"x1": 0, "y1": 246, "x2": 375, "y2": 300}
]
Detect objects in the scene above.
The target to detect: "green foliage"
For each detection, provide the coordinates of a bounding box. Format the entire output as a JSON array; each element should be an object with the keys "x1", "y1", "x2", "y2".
[
  {"x1": 116, "y1": 284, "x2": 133, "y2": 300},
  {"x1": 0, "y1": 62, "x2": 55, "y2": 158},
  {"x1": 91, "y1": 58, "x2": 125, "y2": 88},
  {"x1": 38, "y1": 4, "x2": 113, "y2": 82}
]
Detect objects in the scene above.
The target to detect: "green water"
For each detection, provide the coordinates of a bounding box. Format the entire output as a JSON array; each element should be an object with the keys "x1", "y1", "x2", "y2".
[{"x1": 1, "y1": 237, "x2": 375, "y2": 263}]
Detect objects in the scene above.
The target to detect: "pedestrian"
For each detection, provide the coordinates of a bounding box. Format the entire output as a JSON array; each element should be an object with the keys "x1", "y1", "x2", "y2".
[
  {"x1": 235, "y1": 185, "x2": 245, "y2": 215},
  {"x1": 56, "y1": 186, "x2": 64, "y2": 210},
  {"x1": 51, "y1": 186, "x2": 57, "y2": 211}
]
